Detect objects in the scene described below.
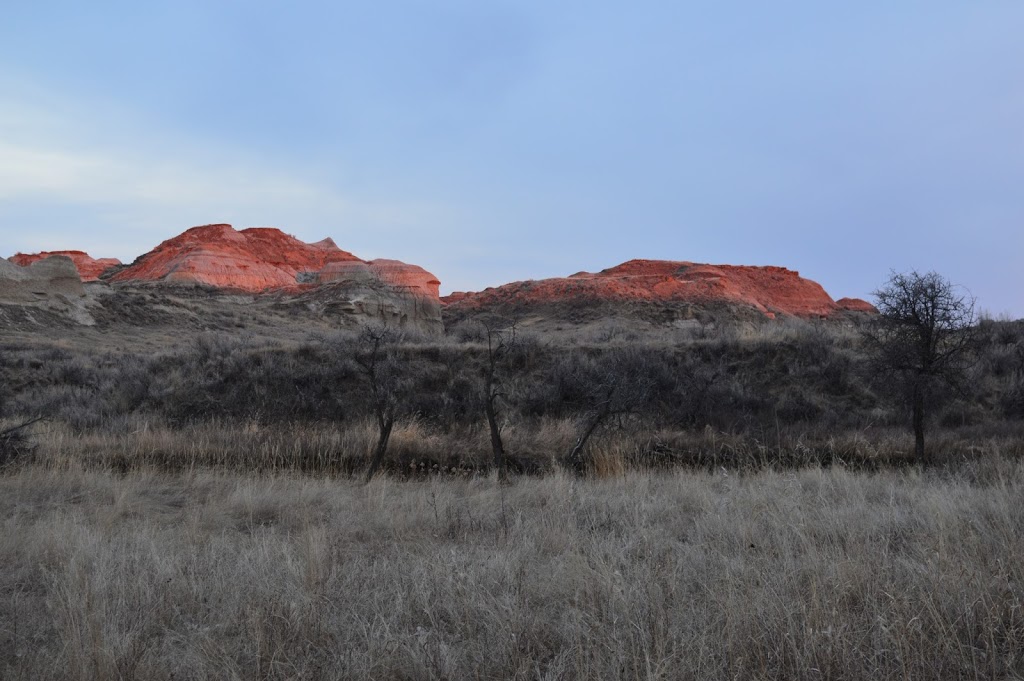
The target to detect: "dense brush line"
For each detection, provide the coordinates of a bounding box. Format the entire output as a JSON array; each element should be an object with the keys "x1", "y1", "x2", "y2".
[{"x1": 1, "y1": 317, "x2": 1022, "y2": 474}]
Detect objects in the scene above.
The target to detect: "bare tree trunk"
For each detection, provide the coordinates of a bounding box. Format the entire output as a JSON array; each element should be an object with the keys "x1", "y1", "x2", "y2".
[
  {"x1": 365, "y1": 417, "x2": 395, "y2": 483},
  {"x1": 912, "y1": 385, "x2": 926, "y2": 465},
  {"x1": 564, "y1": 407, "x2": 609, "y2": 473},
  {"x1": 0, "y1": 415, "x2": 44, "y2": 467},
  {"x1": 481, "y1": 321, "x2": 514, "y2": 481},
  {"x1": 0, "y1": 415, "x2": 45, "y2": 438},
  {"x1": 484, "y1": 394, "x2": 506, "y2": 481}
]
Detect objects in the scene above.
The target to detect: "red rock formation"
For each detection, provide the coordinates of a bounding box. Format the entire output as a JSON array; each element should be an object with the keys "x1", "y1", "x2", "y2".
[
  {"x1": 96, "y1": 224, "x2": 444, "y2": 330},
  {"x1": 836, "y1": 297, "x2": 877, "y2": 313},
  {"x1": 313, "y1": 260, "x2": 441, "y2": 299},
  {"x1": 443, "y1": 259, "x2": 868, "y2": 318},
  {"x1": 367, "y1": 260, "x2": 441, "y2": 299},
  {"x1": 318, "y1": 261, "x2": 379, "y2": 287},
  {"x1": 4, "y1": 225, "x2": 447, "y2": 330},
  {"x1": 103, "y1": 224, "x2": 442, "y2": 301},
  {"x1": 109, "y1": 224, "x2": 366, "y2": 292},
  {"x1": 9, "y1": 251, "x2": 121, "y2": 281},
  {"x1": 108, "y1": 224, "x2": 362, "y2": 291}
]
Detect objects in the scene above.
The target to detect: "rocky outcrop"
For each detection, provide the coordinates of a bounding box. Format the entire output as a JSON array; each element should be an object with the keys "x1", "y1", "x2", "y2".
[
  {"x1": 4, "y1": 224, "x2": 444, "y2": 331},
  {"x1": 0, "y1": 256, "x2": 84, "y2": 302},
  {"x1": 0, "y1": 255, "x2": 96, "y2": 326},
  {"x1": 103, "y1": 224, "x2": 442, "y2": 331},
  {"x1": 109, "y1": 224, "x2": 364, "y2": 291},
  {"x1": 4, "y1": 228, "x2": 877, "y2": 334},
  {"x1": 9, "y1": 251, "x2": 121, "y2": 281},
  {"x1": 286, "y1": 279, "x2": 444, "y2": 334},
  {"x1": 368, "y1": 260, "x2": 441, "y2": 299},
  {"x1": 836, "y1": 297, "x2": 877, "y2": 313},
  {"x1": 107, "y1": 224, "x2": 441, "y2": 300},
  {"x1": 444, "y1": 259, "x2": 871, "y2": 320},
  {"x1": 314, "y1": 259, "x2": 440, "y2": 299}
]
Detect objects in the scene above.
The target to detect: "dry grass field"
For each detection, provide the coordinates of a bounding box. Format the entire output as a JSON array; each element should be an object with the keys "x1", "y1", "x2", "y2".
[
  {"x1": 2, "y1": 461, "x2": 1023, "y2": 680},
  {"x1": 2, "y1": 312, "x2": 1022, "y2": 678}
]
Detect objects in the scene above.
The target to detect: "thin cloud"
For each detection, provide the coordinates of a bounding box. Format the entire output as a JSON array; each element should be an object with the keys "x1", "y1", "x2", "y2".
[{"x1": 0, "y1": 89, "x2": 453, "y2": 264}]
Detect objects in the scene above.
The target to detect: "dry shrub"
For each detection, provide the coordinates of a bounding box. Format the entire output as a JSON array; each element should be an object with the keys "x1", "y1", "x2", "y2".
[
  {"x1": 6, "y1": 317, "x2": 1024, "y2": 476},
  {"x1": 588, "y1": 438, "x2": 631, "y2": 478}
]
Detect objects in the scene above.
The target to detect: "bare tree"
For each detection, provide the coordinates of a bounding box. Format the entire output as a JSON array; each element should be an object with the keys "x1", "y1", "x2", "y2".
[
  {"x1": 561, "y1": 349, "x2": 653, "y2": 473},
  {"x1": 353, "y1": 324, "x2": 405, "y2": 482},
  {"x1": 0, "y1": 416, "x2": 44, "y2": 468},
  {"x1": 0, "y1": 353, "x2": 43, "y2": 467},
  {"x1": 868, "y1": 270, "x2": 977, "y2": 464},
  {"x1": 478, "y1": 316, "x2": 517, "y2": 480}
]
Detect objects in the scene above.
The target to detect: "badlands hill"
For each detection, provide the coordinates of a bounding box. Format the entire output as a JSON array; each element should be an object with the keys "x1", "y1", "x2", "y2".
[
  {"x1": 9, "y1": 251, "x2": 122, "y2": 282},
  {"x1": 0, "y1": 255, "x2": 96, "y2": 327},
  {"x1": 0, "y1": 255, "x2": 84, "y2": 303},
  {"x1": 5, "y1": 226, "x2": 874, "y2": 339},
  {"x1": 443, "y1": 259, "x2": 874, "y2": 328},
  {"x1": 3, "y1": 224, "x2": 443, "y2": 335},
  {"x1": 109, "y1": 223, "x2": 441, "y2": 299}
]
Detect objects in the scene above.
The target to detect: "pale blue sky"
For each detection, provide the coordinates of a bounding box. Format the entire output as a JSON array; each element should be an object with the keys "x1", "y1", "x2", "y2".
[{"x1": 1, "y1": 1, "x2": 1022, "y2": 315}]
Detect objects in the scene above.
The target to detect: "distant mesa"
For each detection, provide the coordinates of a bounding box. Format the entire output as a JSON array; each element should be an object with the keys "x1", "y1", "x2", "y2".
[
  {"x1": 9, "y1": 251, "x2": 122, "y2": 282},
  {"x1": 835, "y1": 297, "x2": 878, "y2": 314},
  {"x1": 444, "y1": 259, "x2": 874, "y2": 319},
  {"x1": 5, "y1": 223, "x2": 443, "y2": 331},
  {"x1": 107, "y1": 223, "x2": 358, "y2": 291},
  {"x1": 7, "y1": 230, "x2": 876, "y2": 332},
  {"x1": 107, "y1": 224, "x2": 441, "y2": 299}
]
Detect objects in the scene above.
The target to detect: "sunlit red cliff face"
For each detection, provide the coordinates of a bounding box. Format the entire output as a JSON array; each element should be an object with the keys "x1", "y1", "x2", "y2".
[
  {"x1": 443, "y1": 259, "x2": 874, "y2": 319},
  {"x1": 7, "y1": 230, "x2": 875, "y2": 333},
  {"x1": 109, "y1": 224, "x2": 440, "y2": 298},
  {"x1": 9, "y1": 251, "x2": 122, "y2": 282},
  {"x1": 835, "y1": 297, "x2": 878, "y2": 314},
  {"x1": 109, "y1": 224, "x2": 360, "y2": 291},
  {"x1": 6, "y1": 224, "x2": 444, "y2": 332}
]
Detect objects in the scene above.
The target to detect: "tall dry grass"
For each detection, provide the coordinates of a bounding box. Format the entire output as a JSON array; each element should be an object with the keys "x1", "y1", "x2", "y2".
[
  {"x1": 19, "y1": 416, "x2": 1023, "y2": 479},
  {"x1": 2, "y1": 463, "x2": 1024, "y2": 679}
]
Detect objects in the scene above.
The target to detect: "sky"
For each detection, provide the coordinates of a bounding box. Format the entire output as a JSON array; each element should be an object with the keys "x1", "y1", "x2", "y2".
[{"x1": 1, "y1": 1, "x2": 1022, "y2": 316}]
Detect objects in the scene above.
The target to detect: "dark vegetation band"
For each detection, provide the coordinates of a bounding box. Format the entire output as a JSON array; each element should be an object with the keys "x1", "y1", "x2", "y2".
[{"x1": 2, "y1": 315, "x2": 1022, "y2": 475}]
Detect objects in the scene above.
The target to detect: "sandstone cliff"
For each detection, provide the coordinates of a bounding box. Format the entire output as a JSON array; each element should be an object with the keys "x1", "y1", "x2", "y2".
[
  {"x1": 0, "y1": 255, "x2": 96, "y2": 326},
  {"x1": 106, "y1": 224, "x2": 442, "y2": 331},
  {"x1": 443, "y1": 259, "x2": 874, "y2": 321},
  {"x1": 9, "y1": 251, "x2": 122, "y2": 281},
  {"x1": 4, "y1": 224, "x2": 444, "y2": 332},
  {"x1": 836, "y1": 297, "x2": 878, "y2": 313},
  {"x1": 109, "y1": 224, "x2": 362, "y2": 291},
  {"x1": 0, "y1": 256, "x2": 84, "y2": 302}
]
